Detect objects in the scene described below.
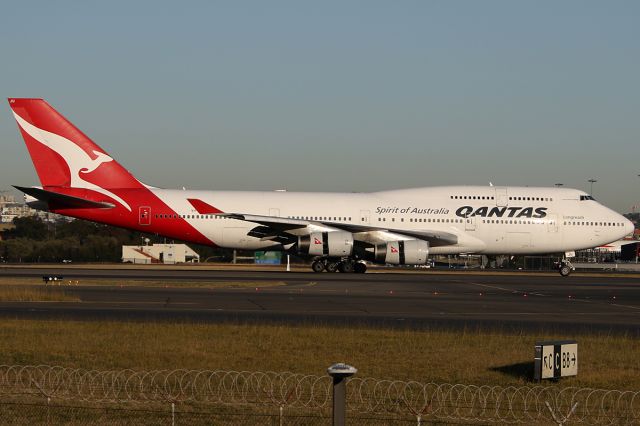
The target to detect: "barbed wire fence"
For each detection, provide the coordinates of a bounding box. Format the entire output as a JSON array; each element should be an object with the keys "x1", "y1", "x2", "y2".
[{"x1": 0, "y1": 365, "x2": 639, "y2": 424}]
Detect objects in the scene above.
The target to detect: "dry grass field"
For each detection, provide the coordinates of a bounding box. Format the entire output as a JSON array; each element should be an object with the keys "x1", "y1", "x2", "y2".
[
  {"x1": 0, "y1": 319, "x2": 638, "y2": 390},
  {"x1": 0, "y1": 276, "x2": 286, "y2": 289},
  {"x1": 0, "y1": 270, "x2": 638, "y2": 390},
  {"x1": 0, "y1": 286, "x2": 79, "y2": 302}
]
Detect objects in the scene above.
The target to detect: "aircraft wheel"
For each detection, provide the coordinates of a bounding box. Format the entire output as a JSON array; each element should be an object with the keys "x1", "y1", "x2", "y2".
[
  {"x1": 311, "y1": 260, "x2": 325, "y2": 273},
  {"x1": 559, "y1": 265, "x2": 571, "y2": 277},
  {"x1": 354, "y1": 262, "x2": 367, "y2": 274},
  {"x1": 326, "y1": 262, "x2": 339, "y2": 273},
  {"x1": 339, "y1": 261, "x2": 354, "y2": 273}
]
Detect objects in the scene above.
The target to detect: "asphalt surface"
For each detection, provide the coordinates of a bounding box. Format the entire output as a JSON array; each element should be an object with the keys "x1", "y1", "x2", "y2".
[{"x1": 1, "y1": 266, "x2": 639, "y2": 334}]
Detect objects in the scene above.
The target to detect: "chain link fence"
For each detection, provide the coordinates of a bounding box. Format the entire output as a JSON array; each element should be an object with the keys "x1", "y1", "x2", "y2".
[{"x1": 0, "y1": 365, "x2": 639, "y2": 424}]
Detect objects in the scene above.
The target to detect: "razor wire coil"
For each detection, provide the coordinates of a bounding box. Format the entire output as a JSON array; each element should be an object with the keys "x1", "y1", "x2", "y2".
[{"x1": 0, "y1": 365, "x2": 638, "y2": 424}]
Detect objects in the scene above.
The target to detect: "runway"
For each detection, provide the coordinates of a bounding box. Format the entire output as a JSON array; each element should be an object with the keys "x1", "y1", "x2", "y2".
[{"x1": 1, "y1": 266, "x2": 639, "y2": 333}]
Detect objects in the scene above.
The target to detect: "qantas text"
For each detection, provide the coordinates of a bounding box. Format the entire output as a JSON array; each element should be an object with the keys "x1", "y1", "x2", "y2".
[
  {"x1": 376, "y1": 207, "x2": 449, "y2": 215},
  {"x1": 455, "y1": 206, "x2": 548, "y2": 219}
]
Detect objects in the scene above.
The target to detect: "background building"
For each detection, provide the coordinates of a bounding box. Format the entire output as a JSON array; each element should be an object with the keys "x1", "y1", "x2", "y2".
[
  {"x1": 0, "y1": 191, "x2": 66, "y2": 223},
  {"x1": 122, "y1": 244, "x2": 200, "y2": 264}
]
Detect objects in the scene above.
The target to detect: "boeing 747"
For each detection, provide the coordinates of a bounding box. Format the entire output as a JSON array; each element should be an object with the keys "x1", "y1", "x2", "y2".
[{"x1": 8, "y1": 98, "x2": 634, "y2": 275}]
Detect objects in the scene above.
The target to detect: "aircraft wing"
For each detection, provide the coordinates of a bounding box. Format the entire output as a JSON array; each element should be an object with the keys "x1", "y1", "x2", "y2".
[{"x1": 220, "y1": 213, "x2": 458, "y2": 246}]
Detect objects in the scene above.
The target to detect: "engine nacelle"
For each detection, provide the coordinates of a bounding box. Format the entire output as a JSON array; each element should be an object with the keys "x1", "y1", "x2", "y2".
[
  {"x1": 374, "y1": 240, "x2": 429, "y2": 265},
  {"x1": 298, "y1": 231, "x2": 354, "y2": 257}
]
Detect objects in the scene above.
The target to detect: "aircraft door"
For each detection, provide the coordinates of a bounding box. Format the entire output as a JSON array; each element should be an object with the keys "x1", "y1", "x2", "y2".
[
  {"x1": 139, "y1": 206, "x2": 151, "y2": 226},
  {"x1": 495, "y1": 188, "x2": 508, "y2": 207},
  {"x1": 360, "y1": 210, "x2": 370, "y2": 225},
  {"x1": 465, "y1": 216, "x2": 477, "y2": 231},
  {"x1": 547, "y1": 214, "x2": 558, "y2": 233},
  {"x1": 269, "y1": 208, "x2": 280, "y2": 217}
]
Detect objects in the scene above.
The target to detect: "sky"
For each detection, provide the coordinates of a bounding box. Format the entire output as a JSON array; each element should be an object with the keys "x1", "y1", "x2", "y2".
[{"x1": 0, "y1": 1, "x2": 638, "y2": 212}]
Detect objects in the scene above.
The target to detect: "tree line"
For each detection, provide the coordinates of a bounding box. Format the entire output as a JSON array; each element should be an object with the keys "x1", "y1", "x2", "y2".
[{"x1": 0, "y1": 216, "x2": 228, "y2": 263}]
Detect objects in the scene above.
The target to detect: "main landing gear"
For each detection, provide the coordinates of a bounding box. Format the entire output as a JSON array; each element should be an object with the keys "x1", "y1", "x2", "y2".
[{"x1": 311, "y1": 257, "x2": 367, "y2": 273}]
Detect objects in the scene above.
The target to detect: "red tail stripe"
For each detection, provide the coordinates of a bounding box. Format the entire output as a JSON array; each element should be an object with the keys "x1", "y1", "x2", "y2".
[{"x1": 187, "y1": 199, "x2": 223, "y2": 214}]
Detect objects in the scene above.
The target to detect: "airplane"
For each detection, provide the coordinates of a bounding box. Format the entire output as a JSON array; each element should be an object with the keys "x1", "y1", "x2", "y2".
[{"x1": 7, "y1": 98, "x2": 634, "y2": 276}]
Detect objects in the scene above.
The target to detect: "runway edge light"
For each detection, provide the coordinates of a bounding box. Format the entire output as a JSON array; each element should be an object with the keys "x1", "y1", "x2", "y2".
[{"x1": 534, "y1": 340, "x2": 578, "y2": 381}]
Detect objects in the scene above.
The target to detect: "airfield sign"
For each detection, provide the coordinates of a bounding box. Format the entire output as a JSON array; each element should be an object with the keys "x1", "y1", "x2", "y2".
[{"x1": 534, "y1": 340, "x2": 578, "y2": 381}]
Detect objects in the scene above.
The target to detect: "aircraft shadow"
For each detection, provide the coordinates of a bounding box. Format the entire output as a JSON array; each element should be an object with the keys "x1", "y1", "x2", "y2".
[{"x1": 490, "y1": 362, "x2": 534, "y2": 382}]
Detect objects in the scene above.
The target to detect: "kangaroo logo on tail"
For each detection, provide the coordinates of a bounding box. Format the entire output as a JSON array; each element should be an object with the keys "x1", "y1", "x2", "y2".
[{"x1": 12, "y1": 111, "x2": 132, "y2": 211}]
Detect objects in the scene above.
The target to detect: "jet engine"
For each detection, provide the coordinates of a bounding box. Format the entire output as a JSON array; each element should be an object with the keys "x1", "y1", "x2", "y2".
[
  {"x1": 374, "y1": 240, "x2": 429, "y2": 265},
  {"x1": 298, "y1": 231, "x2": 354, "y2": 257}
]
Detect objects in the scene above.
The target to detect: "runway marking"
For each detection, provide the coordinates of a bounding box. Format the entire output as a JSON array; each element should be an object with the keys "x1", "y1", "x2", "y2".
[
  {"x1": 469, "y1": 282, "x2": 548, "y2": 297},
  {"x1": 284, "y1": 281, "x2": 318, "y2": 288},
  {"x1": 610, "y1": 303, "x2": 640, "y2": 310},
  {"x1": 51, "y1": 308, "x2": 640, "y2": 317},
  {"x1": 562, "y1": 297, "x2": 640, "y2": 312},
  {"x1": 82, "y1": 301, "x2": 199, "y2": 306},
  {"x1": 247, "y1": 299, "x2": 267, "y2": 310}
]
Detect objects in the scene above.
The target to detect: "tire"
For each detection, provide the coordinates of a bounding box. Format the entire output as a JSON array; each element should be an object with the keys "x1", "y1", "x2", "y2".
[
  {"x1": 326, "y1": 262, "x2": 339, "y2": 273},
  {"x1": 559, "y1": 265, "x2": 571, "y2": 277},
  {"x1": 339, "y1": 261, "x2": 354, "y2": 273},
  {"x1": 311, "y1": 260, "x2": 325, "y2": 273},
  {"x1": 354, "y1": 262, "x2": 367, "y2": 274}
]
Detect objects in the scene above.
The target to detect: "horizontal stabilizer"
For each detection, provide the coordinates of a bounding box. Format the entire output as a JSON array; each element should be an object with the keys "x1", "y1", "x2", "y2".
[{"x1": 13, "y1": 186, "x2": 116, "y2": 209}]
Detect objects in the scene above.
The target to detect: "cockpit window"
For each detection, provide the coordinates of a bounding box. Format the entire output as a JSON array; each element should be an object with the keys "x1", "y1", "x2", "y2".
[{"x1": 580, "y1": 195, "x2": 596, "y2": 201}]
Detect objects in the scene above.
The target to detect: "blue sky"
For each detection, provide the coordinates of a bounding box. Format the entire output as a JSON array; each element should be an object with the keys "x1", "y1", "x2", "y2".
[{"x1": 1, "y1": 1, "x2": 638, "y2": 212}]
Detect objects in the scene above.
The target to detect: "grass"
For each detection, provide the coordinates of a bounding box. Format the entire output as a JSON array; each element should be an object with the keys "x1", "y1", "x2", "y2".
[
  {"x1": 0, "y1": 287, "x2": 79, "y2": 302},
  {"x1": 0, "y1": 277, "x2": 287, "y2": 289},
  {"x1": 0, "y1": 319, "x2": 638, "y2": 390}
]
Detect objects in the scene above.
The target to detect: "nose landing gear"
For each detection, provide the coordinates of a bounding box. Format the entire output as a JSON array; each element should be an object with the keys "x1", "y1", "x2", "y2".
[{"x1": 558, "y1": 259, "x2": 575, "y2": 277}]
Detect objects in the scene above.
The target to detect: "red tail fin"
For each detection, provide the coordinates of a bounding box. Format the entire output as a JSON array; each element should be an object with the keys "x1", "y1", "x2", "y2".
[{"x1": 8, "y1": 98, "x2": 142, "y2": 190}]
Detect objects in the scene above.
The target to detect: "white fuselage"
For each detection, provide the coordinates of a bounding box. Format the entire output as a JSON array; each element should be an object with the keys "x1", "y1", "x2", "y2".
[{"x1": 150, "y1": 185, "x2": 633, "y2": 255}]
